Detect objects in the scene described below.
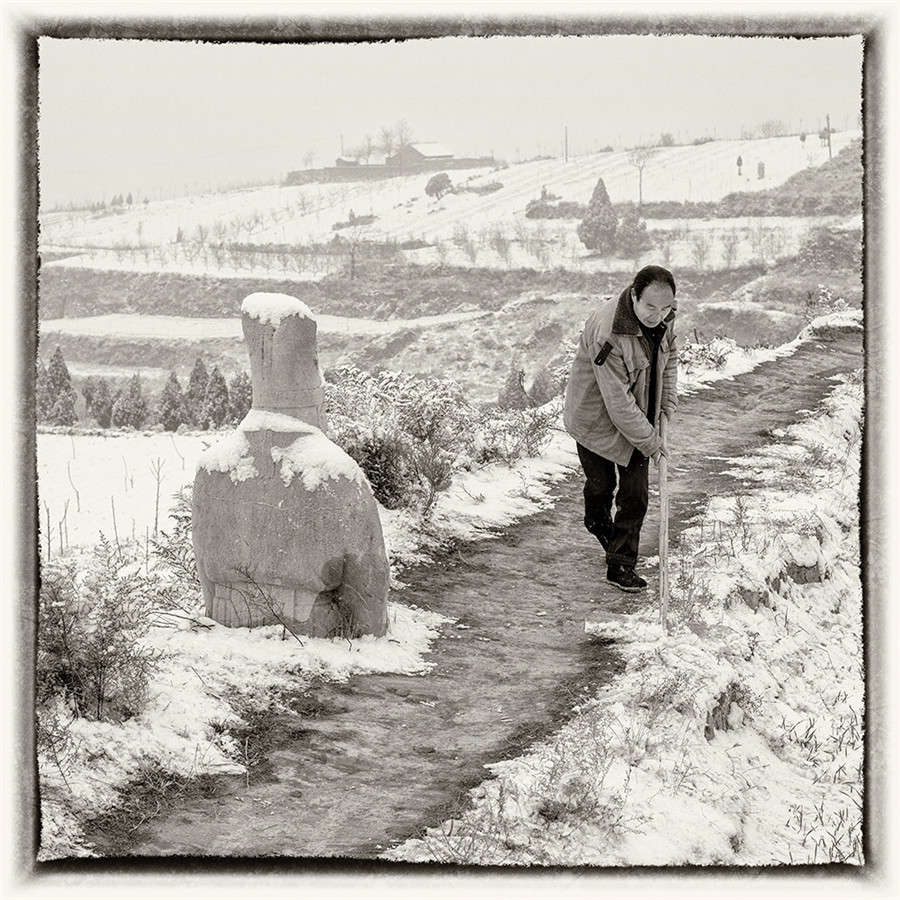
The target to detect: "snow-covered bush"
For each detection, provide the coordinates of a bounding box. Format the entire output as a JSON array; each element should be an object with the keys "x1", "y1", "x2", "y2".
[
  {"x1": 803, "y1": 284, "x2": 849, "y2": 323},
  {"x1": 425, "y1": 172, "x2": 452, "y2": 200},
  {"x1": 37, "y1": 540, "x2": 166, "y2": 724},
  {"x1": 330, "y1": 418, "x2": 414, "y2": 509},
  {"x1": 325, "y1": 364, "x2": 556, "y2": 511},
  {"x1": 525, "y1": 199, "x2": 586, "y2": 220},
  {"x1": 148, "y1": 486, "x2": 202, "y2": 615},
  {"x1": 615, "y1": 206, "x2": 652, "y2": 258},
  {"x1": 798, "y1": 226, "x2": 861, "y2": 272},
  {"x1": 470, "y1": 405, "x2": 557, "y2": 466},
  {"x1": 325, "y1": 365, "x2": 473, "y2": 513},
  {"x1": 679, "y1": 337, "x2": 738, "y2": 373}
]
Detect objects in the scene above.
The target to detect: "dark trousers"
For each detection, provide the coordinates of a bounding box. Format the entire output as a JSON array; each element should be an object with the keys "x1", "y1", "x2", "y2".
[{"x1": 576, "y1": 443, "x2": 649, "y2": 569}]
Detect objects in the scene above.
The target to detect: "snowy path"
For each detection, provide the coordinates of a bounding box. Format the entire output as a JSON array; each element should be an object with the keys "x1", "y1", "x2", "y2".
[{"x1": 99, "y1": 325, "x2": 862, "y2": 859}]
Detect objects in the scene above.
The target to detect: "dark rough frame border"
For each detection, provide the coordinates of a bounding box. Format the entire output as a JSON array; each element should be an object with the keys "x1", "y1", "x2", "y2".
[{"x1": 11, "y1": 6, "x2": 891, "y2": 893}]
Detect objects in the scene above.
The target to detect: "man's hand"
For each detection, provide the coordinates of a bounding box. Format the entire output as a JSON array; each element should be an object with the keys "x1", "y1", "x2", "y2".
[{"x1": 652, "y1": 413, "x2": 670, "y2": 466}]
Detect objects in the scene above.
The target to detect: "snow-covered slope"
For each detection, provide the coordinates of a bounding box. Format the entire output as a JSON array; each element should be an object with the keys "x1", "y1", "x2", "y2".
[{"x1": 40, "y1": 131, "x2": 858, "y2": 253}]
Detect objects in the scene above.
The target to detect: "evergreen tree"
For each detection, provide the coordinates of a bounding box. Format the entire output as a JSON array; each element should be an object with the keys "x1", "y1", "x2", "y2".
[
  {"x1": 126, "y1": 192, "x2": 133, "y2": 205},
  {"x1": 186, "y1": 357, "x2": 209, "y2": 425},
  {"x1": 111, "y1": 374, "x2": 148, "y2": 429},
  {"x1": 80, "y1": 375, "x2": 98, "y2": 415},
  {"x1": 200, "y1": 366, "x2": 230, "y2": 429},
  {"x1": 228, "y1": 370, "x2": 253, "y2": 423},
  {"x1": 497, "y1": 361, "x2": 530, "y2": 410},
  {"x1": 157, "y1": 371, "x2": 187, "y2": 431},
  {"x1": 425, "y1": 173, "x2": 452, "y2": 199},
  {"x1": 577, "y1": 177, "x2": 617, "y2": 253},
  {"x1": 49, "y1": 388, "x2": 78, "y2": 426},
  {"x1": 36, "y1": 359, "x2": 55, "y2": 422},
  {"x1": 92, "y1": 379, "x2": 114, "y2": 427},
  {"x1": 527, "y1": 366, "x2": 557, "y2": 407},
  {"x1": 47, "y1": 346, "x2": 73, "y2": 400},
  {"x1": 615, "y1": 206, "x2": 651, "y2": 258}
]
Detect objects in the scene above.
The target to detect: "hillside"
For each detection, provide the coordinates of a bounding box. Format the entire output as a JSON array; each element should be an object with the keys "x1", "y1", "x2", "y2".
[
  {"x1": 613, "y1": 138, "x2": 862, "y2": 219},
  {"x1": 39, "y1": 259, "x2": 861, "y2": 405},
  {"x1": 39, "y1": 131, "x2": 858, "y2": 259}
]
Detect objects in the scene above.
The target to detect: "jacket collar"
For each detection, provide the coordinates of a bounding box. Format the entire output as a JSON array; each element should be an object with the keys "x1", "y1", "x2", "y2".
[{"x1": 611, "y1": 286, "x2": 675, "y2": 336}]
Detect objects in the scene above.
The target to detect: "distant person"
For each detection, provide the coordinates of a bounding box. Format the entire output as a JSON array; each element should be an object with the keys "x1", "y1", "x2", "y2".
[
  {"x1": 736, "y1": 154, "x2": 743, "y2": 176},
  {"x1": 757, "y1": 161, "x2": 765, "y2": 180},
  {"x1": 563, "y1": 265, "x2": 677, "y2": 593}
]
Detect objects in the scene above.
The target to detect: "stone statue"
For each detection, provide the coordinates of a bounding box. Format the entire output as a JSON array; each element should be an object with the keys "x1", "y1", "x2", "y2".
[{"x1": 192, "y1": 292, "x2": 390, "y2": 637}]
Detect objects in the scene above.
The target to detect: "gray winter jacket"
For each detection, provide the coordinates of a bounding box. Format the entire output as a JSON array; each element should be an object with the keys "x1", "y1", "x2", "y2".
[{"x1": 563, "y1": 288, "x2": 678, "y2": 466}]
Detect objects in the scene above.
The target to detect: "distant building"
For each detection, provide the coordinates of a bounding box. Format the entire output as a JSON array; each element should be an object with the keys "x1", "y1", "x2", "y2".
[
  {"x1": 285, "y1": 140, "x2": 494, "y2": 187},
  {"x1": 387, "y1": 142, "x2": 455, "y2": 169}
]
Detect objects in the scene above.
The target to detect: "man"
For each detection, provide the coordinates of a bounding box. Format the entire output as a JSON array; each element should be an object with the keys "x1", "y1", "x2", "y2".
[{"x1": 563, "y1": 265, "x2": 677, "y2": 592}]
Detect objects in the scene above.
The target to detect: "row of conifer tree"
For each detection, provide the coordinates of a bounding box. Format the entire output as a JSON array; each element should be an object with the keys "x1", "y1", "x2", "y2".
[{"x1": 36, "y1": 347, "x2": 252, "y2": 431}]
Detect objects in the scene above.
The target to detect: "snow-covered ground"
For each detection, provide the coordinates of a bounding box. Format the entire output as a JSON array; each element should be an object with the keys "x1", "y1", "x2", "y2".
[
  {"x1": 38, "y1": 132, "x2": 858, "y2": 279},
  {"x1": 387, "y1": 367, "x2": 863, "y2": 867},
  {"x1": 38, "y1": 593, "x2": 450, "y2": 859},
  {"x1": 35, "y1": 309, "x2": 861, "y2": 860},
  {"x1": 39, "y1": 309, "x2": 489, "y2": 342}
]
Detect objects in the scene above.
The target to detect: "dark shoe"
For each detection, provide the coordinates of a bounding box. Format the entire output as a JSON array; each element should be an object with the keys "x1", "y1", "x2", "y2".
[
  {"x1": 585, "y1": 517, "x2": 613, "y2": 550},
  {"x1": 606, "y1": 565, "x2": 647, "y2": 593}
]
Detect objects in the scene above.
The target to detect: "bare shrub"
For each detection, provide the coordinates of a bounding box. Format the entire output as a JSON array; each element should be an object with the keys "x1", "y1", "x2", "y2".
[
  {"x1": 452, "y1": 224, "x2": 478, "y2": 264},
  {"x1": 689, "y1": 231, "x2": 712, "y2": 269},
  {"x1": 489, "y1": 226, "x2": 512, "y2": 266},
  {"x1": 761, "y1": 226, "x2": 786, "y2": 262},
  {"x1": 749, "y1": 224, "x2": 768, "y2": 263},
  {"x1": 720, "y1": 230, "x2": 741, "y2": 268}
]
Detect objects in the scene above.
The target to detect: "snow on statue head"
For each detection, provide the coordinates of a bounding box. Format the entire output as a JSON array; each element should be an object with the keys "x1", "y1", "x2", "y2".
[{"x1": 191, "y1": 292, "x2": 389, "y2": 637}]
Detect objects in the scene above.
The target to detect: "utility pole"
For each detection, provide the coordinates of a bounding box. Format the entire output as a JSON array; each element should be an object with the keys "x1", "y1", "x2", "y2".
[
  {"x1": 826, "y1": 113, "x2": 833, "y2": 159},
  {"x1": 340, "y1": 133, "x2": 344, "y2": 155},
  {"x1": 564, "y1": 125, "x2": 568, "y2": 163}
]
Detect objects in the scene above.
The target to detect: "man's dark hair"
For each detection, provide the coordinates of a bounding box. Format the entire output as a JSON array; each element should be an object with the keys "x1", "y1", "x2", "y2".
[{"x1": 632, "y1": 265, "x2": 676, "y2": 300}]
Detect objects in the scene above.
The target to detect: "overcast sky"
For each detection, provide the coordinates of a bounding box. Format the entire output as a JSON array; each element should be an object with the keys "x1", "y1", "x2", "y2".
[{"x1": 37, "y1": 33, "x2": 863, "y2": 205}]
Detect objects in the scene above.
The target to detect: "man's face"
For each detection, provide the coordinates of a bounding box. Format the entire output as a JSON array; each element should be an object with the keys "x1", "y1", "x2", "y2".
[{"x1": 632, "y1": 282, "x2": 675, "y2": 328}]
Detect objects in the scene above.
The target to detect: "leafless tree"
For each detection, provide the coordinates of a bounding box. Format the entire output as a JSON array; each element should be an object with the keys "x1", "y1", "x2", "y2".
[
  {"x1": 379, "y1": 126, "x2": 396, "y2": 156},
  {"x1": 759, "y1": 119, "x2": 787, "y2": 138},
  {"x1": 627, "y1": 146, "x2": 658, "y2": 209},
  {"x1": 395, "y1": 118, "x2": 414, "y2": 148}
]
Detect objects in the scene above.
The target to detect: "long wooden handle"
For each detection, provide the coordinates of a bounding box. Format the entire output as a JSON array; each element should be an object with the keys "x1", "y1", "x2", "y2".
[{"x1": 658, "y1": 415, "x2": 670, "y2": 630}]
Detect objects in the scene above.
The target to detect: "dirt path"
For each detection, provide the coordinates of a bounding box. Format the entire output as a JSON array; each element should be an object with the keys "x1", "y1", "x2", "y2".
[{"x1": 106, "y1": 326, "x2": 861, "y2": 859}]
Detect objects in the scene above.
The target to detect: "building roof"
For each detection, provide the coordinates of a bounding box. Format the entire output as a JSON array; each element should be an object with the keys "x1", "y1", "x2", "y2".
[{"x1": 408, "y1": 142, "x2": 454, "y2": 158}]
